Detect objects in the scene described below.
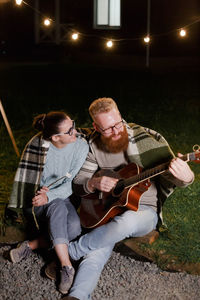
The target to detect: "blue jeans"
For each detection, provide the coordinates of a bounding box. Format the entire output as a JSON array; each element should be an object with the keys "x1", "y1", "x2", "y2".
[
  {"x1": 70, "y1": 246, "x2": 113, "y2": 300},
  {"x1": 68, "y1": 205, "x2": 158, "y2": 299},
  {"x1": 25, "y1": 198, "x2": 81, "y2": 246}
]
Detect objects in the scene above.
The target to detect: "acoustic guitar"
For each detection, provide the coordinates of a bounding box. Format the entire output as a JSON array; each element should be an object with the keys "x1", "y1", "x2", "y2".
[{"x1": 80, "y1": 151, "x2": 200, "y2": 229}]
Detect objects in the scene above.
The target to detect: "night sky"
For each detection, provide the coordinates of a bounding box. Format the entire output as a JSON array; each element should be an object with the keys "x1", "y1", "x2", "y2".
[{"x1": 0, "y1": 0, "x2": 200, "y2": 60}]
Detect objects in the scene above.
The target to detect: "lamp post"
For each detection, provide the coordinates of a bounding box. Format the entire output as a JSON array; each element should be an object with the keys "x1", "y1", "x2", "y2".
[{"x1": 146, "y1": 0, "x2": 151, "y2": 68}]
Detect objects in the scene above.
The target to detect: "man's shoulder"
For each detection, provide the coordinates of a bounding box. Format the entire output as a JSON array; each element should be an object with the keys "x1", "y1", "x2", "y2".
[
  {"x1": 77, "y1": 127, "x2": 94, "y2": 136},
  {"x1": 126, "y1": 122, "x2": 143, "y2": 130},
  {"x1": 76, "y1": 127, "x2": 98, "y2": 142},
  {"x1": 125, "y1": 122, "x2": 146, "y2": 135}
]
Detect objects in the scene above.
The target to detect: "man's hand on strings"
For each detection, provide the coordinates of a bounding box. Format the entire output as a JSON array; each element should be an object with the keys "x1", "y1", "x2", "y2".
[
  {"x1": 169, "y1": 153, "x2": 194, "y2": 183},
  {"x1": 88, "y1": 176, "x2": 118, "y2": 193}
]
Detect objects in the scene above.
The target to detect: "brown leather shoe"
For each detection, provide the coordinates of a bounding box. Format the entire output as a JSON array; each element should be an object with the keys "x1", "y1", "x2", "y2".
[
  {"x1": 62, "y1": 296, "x2": 80, "y2": 300},
  {"x1": 45, "y1": 260, "x2": 58, "y2": 280}
]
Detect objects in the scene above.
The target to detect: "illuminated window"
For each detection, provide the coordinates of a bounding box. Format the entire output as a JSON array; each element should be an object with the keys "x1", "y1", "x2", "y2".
[{"x1": 94, "y1": 0, "x2": 121, "y2": 29}]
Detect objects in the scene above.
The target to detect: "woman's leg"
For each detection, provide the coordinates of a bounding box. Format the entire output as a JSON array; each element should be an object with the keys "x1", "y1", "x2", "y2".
[
  {"x1": 65, "y1": 199, "x2": 82, "y2": 242},
  {"x1": 45, "y1": 198, "x2": 80, "y2": 264}
]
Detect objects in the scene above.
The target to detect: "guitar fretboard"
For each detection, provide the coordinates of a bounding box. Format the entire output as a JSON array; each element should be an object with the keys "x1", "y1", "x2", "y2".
[{"x1": 118, "y1": 153, "x2": 195, "y2": 189}]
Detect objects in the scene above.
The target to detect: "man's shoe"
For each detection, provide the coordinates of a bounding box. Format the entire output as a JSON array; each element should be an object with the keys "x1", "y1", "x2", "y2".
[
  {"x1": 62, "y1": 296, "x2": 80, "y2": 300},
  {"x1": 10, "y1": 240, "x2": 32, "y2": 263},
  {"x1": 45, "y1": 260, "x2": 57, "y2": 280},
  {"x1": 59, "y1": 265, "x2": 75, "y2": 294}
]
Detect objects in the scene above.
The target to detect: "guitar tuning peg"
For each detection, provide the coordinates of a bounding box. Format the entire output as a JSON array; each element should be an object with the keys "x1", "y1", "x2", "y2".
[{"x1": 193, "y1": 144, "x2": 200, "y2": 152}]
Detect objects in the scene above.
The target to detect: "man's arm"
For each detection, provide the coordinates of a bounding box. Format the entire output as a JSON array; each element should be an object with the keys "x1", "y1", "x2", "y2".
[
  {"x1": 73, "y1": 150, "x2": 99, "y2": 196},
  {"x1": 73, "y1": 149, "x2": 118, "y2": 196}
]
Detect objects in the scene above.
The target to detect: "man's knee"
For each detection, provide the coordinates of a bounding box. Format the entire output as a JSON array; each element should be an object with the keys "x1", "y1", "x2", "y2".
[
  {"x1": 112, "y1": 210, "x2": 138, "y2": 232},
  {"x1": 112, "y1": 208, "x2": 157, "y2": 236}
]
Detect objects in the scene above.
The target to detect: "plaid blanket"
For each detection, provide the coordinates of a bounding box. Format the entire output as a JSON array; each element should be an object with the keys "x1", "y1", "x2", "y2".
[
  {"x1": 8, "y1": 133, "x2": 50, "y2": 209},
  {"x1": 126, "y1": 122, "x2": 175, "y2": 168}
]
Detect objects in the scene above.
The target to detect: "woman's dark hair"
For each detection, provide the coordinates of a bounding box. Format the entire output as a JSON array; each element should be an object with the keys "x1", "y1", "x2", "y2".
[{"x1": 32, "y1": 111, "x2": 69, "y2": 140}]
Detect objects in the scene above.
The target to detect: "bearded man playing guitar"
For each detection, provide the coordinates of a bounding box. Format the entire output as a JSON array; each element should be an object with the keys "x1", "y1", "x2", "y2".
[{"x1": 61, "y1": 97, "x2": 195, "y2": 300}]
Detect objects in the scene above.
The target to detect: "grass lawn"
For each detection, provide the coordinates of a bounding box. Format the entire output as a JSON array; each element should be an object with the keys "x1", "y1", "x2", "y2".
[{"x1": 0, "y1": 62, "x2": 200, "y2": 270}]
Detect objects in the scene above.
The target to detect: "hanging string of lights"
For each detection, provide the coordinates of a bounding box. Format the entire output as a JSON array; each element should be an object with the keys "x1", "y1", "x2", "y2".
[{"x1": 15, "y1": 0, "x2": 200, "y2": 48}]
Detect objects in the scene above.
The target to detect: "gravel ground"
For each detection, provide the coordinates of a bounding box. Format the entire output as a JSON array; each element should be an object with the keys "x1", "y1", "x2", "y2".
[{"x1": 1, "y1": 243, "x2": 200, "y2": 300}]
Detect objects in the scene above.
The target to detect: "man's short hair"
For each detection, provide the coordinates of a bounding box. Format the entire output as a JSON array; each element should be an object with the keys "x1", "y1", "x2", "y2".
[{"x1": 89, "y1": 97, "x2": 119, "y2": 119}]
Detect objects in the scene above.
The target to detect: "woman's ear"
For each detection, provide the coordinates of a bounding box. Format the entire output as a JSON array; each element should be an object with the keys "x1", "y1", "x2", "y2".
[{"x1": 51, "y1": 135, "x2": 60, "y2": 143}]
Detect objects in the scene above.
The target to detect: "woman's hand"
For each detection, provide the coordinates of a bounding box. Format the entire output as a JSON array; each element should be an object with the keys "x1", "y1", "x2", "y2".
[
  {"x1": 35, "y1": 186, "x2": 49, "y2": 195},
  {"x1": 32, "y1": 186, "x2": 49, "y2": 206}
]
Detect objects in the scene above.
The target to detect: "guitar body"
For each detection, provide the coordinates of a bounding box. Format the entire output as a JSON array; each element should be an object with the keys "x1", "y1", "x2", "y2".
[{"x1": 80, "y1": 163, "x2": 151, "y2": 229}]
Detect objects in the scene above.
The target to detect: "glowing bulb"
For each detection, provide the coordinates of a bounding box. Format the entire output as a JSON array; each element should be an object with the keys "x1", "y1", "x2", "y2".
[
  {"x1": 106, "y1": 40, "x2": 113, "y2": 48},
  {"x1": 144, "y1": 36, "x2": 150, "y2": 43},
  {"x1": 72, "y1": 33, "x2": 79, "y2": 40},
  {"x1": 16, "y1": 0, "x2": 22, "y2": 5},
  {"x1": 179, "y1": 29, "x2": 186, "y2": 37},
  {"x1": 44, "y1": 18, "x2": 51, "y2": 26}
]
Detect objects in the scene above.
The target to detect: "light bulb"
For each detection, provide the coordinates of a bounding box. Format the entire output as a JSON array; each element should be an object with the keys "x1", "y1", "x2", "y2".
[
  {"x1": 72, "y1": 33, "x2": 79, "y2": 40},
  {"x1": 180, "y1": 29, "x2": 186, "y2": 37},
  {"x1": 44, "y1": 18, "x2": 51, "y2": 26},
  {"x1": 144, "y1": 36, "x2": 150, "y2": 43},
  {"x1": 16, "y1": 0, "x2": 22, "y2": 5},
  {"x1": 106, "y1": 40, "x2": 113, "y2": 48}
]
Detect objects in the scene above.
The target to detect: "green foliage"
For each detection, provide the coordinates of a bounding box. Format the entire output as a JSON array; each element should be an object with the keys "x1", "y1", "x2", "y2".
[{"x1": 150, "y1": 175, "x2": 200, "y2": 264}]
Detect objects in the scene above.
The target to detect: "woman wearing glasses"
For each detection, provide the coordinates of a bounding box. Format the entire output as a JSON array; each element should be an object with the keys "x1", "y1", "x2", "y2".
[{"x1": 8, "y1": 111, "x2": 89, "y2": 295}]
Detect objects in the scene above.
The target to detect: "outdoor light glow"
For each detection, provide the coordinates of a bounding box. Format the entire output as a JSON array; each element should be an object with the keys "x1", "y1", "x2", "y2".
[
  {"x1": 43, "y1": 18, "x2": 51, "y2": 26},
  {"x1": 72, "y1": 33, "x2": 79, "y2": 40},
  {"x1": 7, "y1": 0, "x2": 198, "y2": 56},
  {"x1": 106, "y1": 40, "x2": 113, "y2": 48},
  {"x1": 179, "y1": 29, "x2": 186, "y2": 37},
  {"x1": 144, "y1": 36, "x2": 150, "y2": 43},
  {"x1": 16, "y1": 0, "x2": 22, "y2": 5}
]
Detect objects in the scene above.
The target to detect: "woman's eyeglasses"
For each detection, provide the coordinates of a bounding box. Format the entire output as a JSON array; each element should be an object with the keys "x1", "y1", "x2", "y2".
[{"x1": 54, "y1": 120, "x2": 75, "y2": 136}]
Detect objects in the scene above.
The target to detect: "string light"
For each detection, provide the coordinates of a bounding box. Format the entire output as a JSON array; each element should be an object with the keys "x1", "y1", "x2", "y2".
[
  {"x1": 43, "y1": 18, "x2": 51, "y2": 27},
  {"x1": 15, "y1": 0, "x2": 23, "y2": 5},
  {"x1": 106, "y1": 40, "x2": 113, "y2": 48},
  {"x1": 179, "y1": 29, "x2": 186, "y2": 37},
  {"x1": 144, "y1": 36, "x2": 150, "y2": 43},
  {"x1": 71, "y1": 33, "x2": 79, "y2": 40},
  {"x1": 11, "y1": 1, "x2": 200, "y2": 49}
]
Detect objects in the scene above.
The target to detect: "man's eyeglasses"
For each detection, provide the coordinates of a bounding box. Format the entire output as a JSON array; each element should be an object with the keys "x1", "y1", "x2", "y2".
[
  {"x1": 54, "y1": 120, "x2": 75, "y2": 136},
  {"x1": 97, "y1": 120, "x2": 124, "y2": 135}
]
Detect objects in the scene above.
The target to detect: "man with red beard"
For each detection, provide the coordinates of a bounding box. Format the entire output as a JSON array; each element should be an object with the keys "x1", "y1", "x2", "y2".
[{"x1": 61, "y1": 97, "x2": 194, "y2": 300}]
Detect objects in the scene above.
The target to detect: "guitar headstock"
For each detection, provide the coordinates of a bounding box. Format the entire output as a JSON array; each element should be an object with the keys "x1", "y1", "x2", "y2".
[{"x1": 193, "y1": 145, "x2": 200, "y2": 163}]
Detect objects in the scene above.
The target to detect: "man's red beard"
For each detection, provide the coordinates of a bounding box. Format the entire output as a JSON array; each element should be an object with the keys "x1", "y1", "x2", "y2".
[{"x1": 100, "y1": 127, "x2": 129, "y2": 153}]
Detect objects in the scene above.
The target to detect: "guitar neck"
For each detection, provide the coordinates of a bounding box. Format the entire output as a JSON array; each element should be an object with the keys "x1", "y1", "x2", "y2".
[{"x1": 123, "y1": 152, "x2": 194, "y2": 188}]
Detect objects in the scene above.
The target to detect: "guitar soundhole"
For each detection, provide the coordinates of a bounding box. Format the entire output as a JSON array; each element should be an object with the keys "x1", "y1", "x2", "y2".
[{"x1": 112, "y1": 179, "x2": 125, "y2": 196}]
